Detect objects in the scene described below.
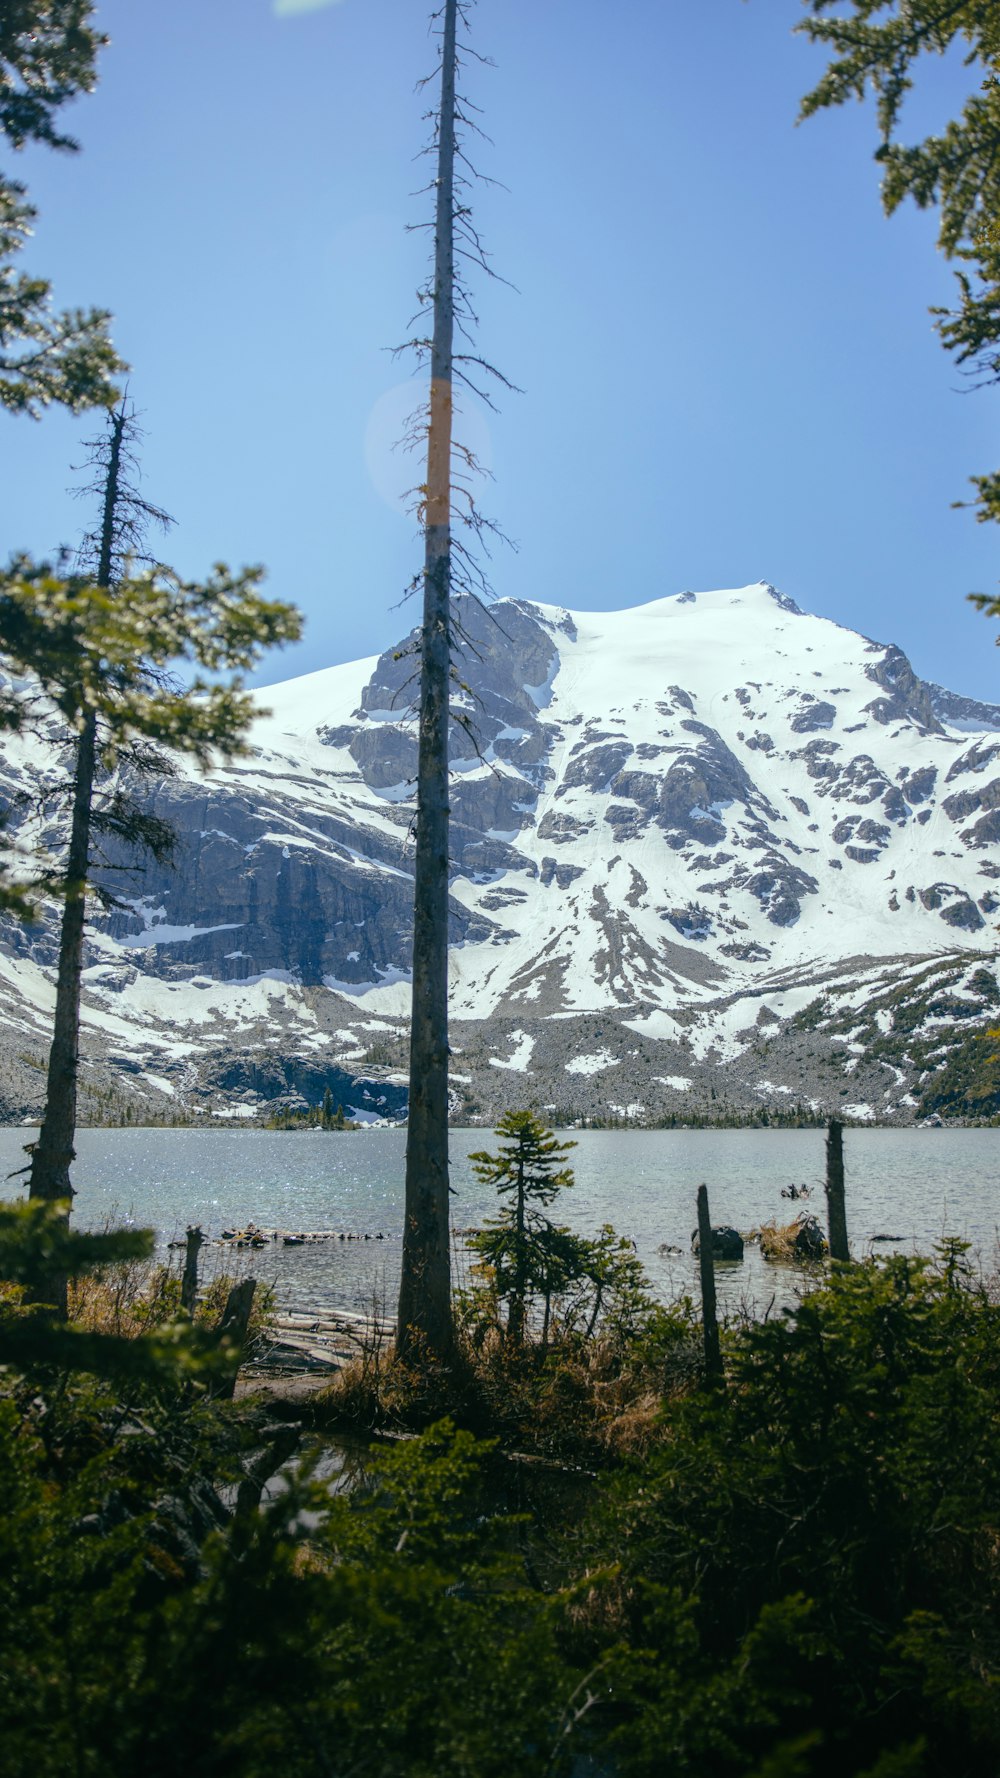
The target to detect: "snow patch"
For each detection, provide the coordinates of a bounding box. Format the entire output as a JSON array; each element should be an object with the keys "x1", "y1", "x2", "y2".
[
  {"x1": 566, "y1": 1049, "x2": 619, "y2": 1077},
  {"x1": 141, "y1": 1073, "x2": 176, "y2": 1097},
  {"x1": 489, "y1": 1030, "x2": 535, "y2": 1073}
]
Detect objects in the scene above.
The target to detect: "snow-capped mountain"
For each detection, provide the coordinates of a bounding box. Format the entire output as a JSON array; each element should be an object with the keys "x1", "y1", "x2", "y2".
[{"x1": 0, "y1": 582, "x2": 998, "y2": 1125}]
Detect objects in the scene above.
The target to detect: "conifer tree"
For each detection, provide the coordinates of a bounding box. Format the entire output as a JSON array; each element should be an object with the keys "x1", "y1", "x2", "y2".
[
  {"x1": 0, "y1": 428, "x2": 301, "y2": 1311},
  {"x1": 797, "y1": 3, "x2": 1000, "y2": 575},
  {"x1": 469, "y1": 1112, "x2": 577, "y2": 1345},
  {"x1": 0, "y1": 3, "x2": 122, "y2": 414}
]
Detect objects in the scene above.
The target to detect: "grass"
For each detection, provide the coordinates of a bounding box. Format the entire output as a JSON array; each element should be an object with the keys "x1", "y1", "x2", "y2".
[
  {"x1": 758, "y1": 1213, "x2": 828, "y2": 1262},
  {"x1": 315, "y1": 1295, "x2": 704, "y2": 1467},
  {"x1": 68, "y1": 1244, "x2": 275, "y2": 1346}
]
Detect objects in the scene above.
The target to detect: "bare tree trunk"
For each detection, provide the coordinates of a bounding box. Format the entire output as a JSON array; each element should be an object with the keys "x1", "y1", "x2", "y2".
[
  {"x1": 825, "y1": 1118, "x2": 850, "y2": 1262},
  {"x1": 27, "y1": 709, "x2": 97, "y2": 1218},
  {"x1": 584, "y1": 1283, "x2": 604, "y2": 1344},
  {"x1": 181, "y1": 1224, "x2": 205, "y2": 1314},
  {"x1": 397, "y1": 0, "x2": 458, "y2": 1363},
  {"x1": 27, "y1": 406, "x2": 124, "y2": 1315},
  {"x1": 508, "y1": 1142, "x2": 527, "y2": 1345},
  {"x1": 696, "y1": 1184, "x2": 722, "y2": 1388}
]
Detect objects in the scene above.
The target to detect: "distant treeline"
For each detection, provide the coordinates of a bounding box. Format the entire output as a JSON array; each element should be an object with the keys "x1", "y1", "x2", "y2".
[
  {"x1": 265, "y1": 1089, "x2": 360, "y2": 1132},
  {"x1": 540, "y1": 1104, "x2": 831, "y2": 1132}
]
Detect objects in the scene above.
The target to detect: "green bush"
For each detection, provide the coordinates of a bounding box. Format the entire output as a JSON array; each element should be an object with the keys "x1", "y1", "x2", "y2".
[{"x1": 577, "y1": 1244, "x2": 1000, "y2": 1777}]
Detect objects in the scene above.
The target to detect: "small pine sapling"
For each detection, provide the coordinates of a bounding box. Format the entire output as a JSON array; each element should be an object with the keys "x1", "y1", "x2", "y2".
[{"x1": 468, "y1": 1111, "x2": 577, "y2": 1345}]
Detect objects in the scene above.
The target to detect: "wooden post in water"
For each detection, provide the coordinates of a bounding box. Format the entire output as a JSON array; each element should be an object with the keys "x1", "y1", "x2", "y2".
[
  {"x1": 181, "y1": 1224, "x2": 204, "y2": 1315},
  {"x1": 825, "y1": 1119, "x2": 850, "y2": 1262},
  {"x1": 696, "y1": 1184, "x2": 722, "y2": 1386}
]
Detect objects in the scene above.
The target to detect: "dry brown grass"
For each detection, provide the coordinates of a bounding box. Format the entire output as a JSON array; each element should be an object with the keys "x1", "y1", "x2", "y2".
[
  {"x1": 319, "y1": 1318, "x2": 691, "y2": 1467},
  {"x1": 68, "y1": 1251, "x2": 274, "y2": 1342},
  {"x1": 759, "y1": 1214, "x2": 827, "y2": 1263}
]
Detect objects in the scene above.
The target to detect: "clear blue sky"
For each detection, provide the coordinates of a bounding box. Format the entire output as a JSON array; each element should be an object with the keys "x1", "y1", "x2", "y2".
[{"x1": 4, "y1": 0, "x2": 999, "y2": 702}]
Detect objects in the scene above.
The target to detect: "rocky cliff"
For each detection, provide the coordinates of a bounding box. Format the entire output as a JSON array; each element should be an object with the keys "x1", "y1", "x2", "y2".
[{"x1": 0, "y1": 583, "x2": 997, "y2": 1124}]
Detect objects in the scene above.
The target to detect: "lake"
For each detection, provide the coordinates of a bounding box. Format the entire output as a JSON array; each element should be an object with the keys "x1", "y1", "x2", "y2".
[{"x1": 2, "y1": 1126, "x2": 996, "y2": 1320}]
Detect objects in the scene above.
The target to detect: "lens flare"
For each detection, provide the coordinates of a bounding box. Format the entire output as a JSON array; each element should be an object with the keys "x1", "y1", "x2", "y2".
[
  {"x1": 365, "y1": 380, "x2": 493, "y2": 518},
  {"x1": 274, "y1": 0, "x2": 346, "y2": 18}
]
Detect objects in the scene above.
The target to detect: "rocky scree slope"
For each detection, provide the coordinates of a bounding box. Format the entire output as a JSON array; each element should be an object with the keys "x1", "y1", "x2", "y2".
[{"x1": 0, "y1": 583, "x2": 997, "y2": 1125}]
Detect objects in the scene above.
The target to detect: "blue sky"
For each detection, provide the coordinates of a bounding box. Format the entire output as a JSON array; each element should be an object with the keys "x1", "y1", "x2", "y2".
[{"x1": 4, "y1": 0, "x2": 999, "y2": 701}]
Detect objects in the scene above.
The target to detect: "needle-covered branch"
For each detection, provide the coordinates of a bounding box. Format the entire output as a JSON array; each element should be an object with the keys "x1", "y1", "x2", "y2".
[
  {"x1": 796, "y1": 1, "x2": 1000, "y2": 579},
  {"x1": 0, "y1": 7, "x2": 123, "y2": 414},
  {"x1": 0, "y1": 2, "x2": 107, "y2": 152},
  {"x1": 0, "y1": 181, "x2": 122, "y2": 414},
  {"x1": 0, "y1": 557, "x2": 301, "y2": 758}
]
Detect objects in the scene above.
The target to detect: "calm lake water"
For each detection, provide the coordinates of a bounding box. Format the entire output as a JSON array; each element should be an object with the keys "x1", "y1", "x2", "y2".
[{"x1": 3, "y1": 1126, "x2": 997, "y2": 1319}]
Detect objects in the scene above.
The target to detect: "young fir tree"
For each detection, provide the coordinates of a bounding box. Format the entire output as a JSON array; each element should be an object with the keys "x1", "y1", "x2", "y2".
[
  {"x1": 0, "y1": 433, "x2": 301, "y2": 1312},
  {"x1": 0, "y1": 3, "x2": 122, "y2": 415},
  {"x1": 468, "y1": 1112, "x2": 577, "y2": 1346},
  {"x1": 396, "y1": 0, "x2": 514, "y2": 1363}
]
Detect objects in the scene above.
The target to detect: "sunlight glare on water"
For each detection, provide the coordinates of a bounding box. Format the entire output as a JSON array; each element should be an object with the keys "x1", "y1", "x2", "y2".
[{"x1": 2, "y1": 1126, "x2": 996, "y2": 1321}]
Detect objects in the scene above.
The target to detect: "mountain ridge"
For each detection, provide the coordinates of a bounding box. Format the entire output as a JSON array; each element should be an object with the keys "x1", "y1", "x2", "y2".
[{"x1": 0, "y1": 582, "x2": 997, "y2": 1126}]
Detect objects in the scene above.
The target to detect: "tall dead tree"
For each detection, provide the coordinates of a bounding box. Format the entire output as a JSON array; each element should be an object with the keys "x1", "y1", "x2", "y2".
[
  {"x1": 396, "y1": 0, "x2": 457, "y2": 1362},
  {"x1": 396, "y1": 0, "x2": 511, "y2": 1360}
]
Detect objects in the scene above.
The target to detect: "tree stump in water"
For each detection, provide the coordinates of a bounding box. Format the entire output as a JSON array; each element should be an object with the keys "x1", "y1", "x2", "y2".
[
  {"x1": 825, "y1": 1119, "x2": 850, "y2": 1262},
  {"x1": 181, "y1": 1224, "x2": 204, "y2": 1315},
  {"x1": 696, "y1": 1184, "x2": 723, "y2": 1388}
]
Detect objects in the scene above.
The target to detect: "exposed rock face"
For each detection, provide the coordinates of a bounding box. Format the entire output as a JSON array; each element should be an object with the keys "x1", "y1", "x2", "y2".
[{"x1": 0, "y1": 581, "x2": 997, "y2": 1126}]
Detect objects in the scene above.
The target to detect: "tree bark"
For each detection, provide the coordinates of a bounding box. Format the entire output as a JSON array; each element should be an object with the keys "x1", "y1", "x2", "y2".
[
  {"x1": 27, "y1": 709, "x2": 97, "y2": 1220},
  {"x1": 825, "y1": 1118, "x2": 850, "y2": 1262},
  {"x1": 696, "y1": 1184, "x2": 722, "y2": 1387},
  {"x1": 181, "y1": 1224, "x2": 204, "y2": 1315},
  {"x1": 213, "y1": 1277, "x2": 258, "y2": 1400},
  {"x1": 27, "y1": 405, "x2": 124, "y2": 1316},
  {"x1": 508, "y1": 1139, "x2": 527, "y2": 1345},
  {"x1": 397, "y1": 0, "x2": 458, "y2": 1363}
]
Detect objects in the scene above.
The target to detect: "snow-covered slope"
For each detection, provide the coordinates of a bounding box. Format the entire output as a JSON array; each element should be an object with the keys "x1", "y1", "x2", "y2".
[{"x1": 0, "y1": 583, "x2": 997, "y2": 1124}]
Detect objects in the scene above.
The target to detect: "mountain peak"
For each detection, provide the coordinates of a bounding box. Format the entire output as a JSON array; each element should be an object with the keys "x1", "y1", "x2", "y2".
[{"x1": 0, "y1": 583, "x2": 996, "y2": 1127}]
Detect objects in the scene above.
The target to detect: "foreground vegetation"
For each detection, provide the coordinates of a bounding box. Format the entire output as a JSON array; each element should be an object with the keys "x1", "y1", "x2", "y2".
[
  {"x1": 2, "y1": 1159, "x2": 998, "y2": 1776},
  {"x1": 0, "y1": 6, "x2": 998, "y2": 1772}
]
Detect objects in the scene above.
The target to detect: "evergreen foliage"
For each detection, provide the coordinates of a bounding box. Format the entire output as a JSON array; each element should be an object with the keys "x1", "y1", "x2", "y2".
[
  {"x1": 580, "y1": 1242, "x2": 1000, "y2": 1777},
  {"x1": 468, "y1": 1111, "x2": 580, "y2": 1344},
  {"x1": 0, "y1": 414, "x2": 301, "y2": 1286},
  {"x1": 0, "y1": 2, "x2": 123, "y2": 414},
  {"x1": 265, "y1": 1097, "x2": 357, "y2": 1131},
  {"x1": 4, "y1": 1225, "x2": 1000, "y2": 1775},
  {"x1": 0, "y1": 1199, "x2": 234, "y2": 1383},
  {"x1": 0, "y1": 555, "x2": 301, "y2": 764},
  {"x1": 465, "y1": 1114, "x2": 661, "y2": 1356},
  {"x1": 797, "y1": 3, "x2": 1000, "y2": 572}
]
